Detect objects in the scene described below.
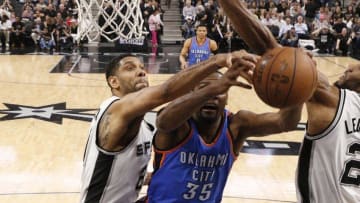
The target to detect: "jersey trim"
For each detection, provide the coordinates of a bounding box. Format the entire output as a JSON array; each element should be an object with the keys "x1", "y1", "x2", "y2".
[
  {"x1": 225, "y1": 131, "x2": 238, "y2": 160},
  {"x1": 297, "y1": 138, "x2": 314, "y2": 203},
  {"x1": 305, "y1": 88, "x2": 345, "y2": 140},
  {"x1": 84, "y1": 151, "x2": 115, "y2": 203}
]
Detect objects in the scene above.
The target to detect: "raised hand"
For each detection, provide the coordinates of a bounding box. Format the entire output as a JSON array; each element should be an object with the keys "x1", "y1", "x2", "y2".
[{"x1": 226, "y1": 50, "x2": 259, "y2": 88}]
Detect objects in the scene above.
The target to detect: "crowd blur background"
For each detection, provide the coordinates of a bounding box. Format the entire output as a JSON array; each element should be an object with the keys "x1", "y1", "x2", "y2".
[{"x1": 0, "y1": 0, "x2": 359, "y2": 58}]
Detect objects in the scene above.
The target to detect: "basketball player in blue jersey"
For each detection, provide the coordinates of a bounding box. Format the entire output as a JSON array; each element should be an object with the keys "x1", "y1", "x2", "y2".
[
  {"x1": 179, "y1": 24, "x2": 218, "y2": 69},
  {"x1": 147, "y1": 51, "x2": 304, "y2": 202},
  {"x1": 79, "y1": 52, "x2": 258, "y2": 203},
  {"x1": 217, "y1": 0, "x2": 360, "y2": 202}
]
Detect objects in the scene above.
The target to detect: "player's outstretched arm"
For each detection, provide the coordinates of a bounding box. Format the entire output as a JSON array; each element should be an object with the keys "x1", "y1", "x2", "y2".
[
  {"x1": 228, "y1": 104, "x2": 303, "y2": 154},
  {"x1": 217, "y1": 0, "x2": 279, "y2": 54}
]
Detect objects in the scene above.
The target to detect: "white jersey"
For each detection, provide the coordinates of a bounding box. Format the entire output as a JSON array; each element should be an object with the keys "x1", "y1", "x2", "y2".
[
  {"x1": 80, "y1": 96, "x2": 154, "y2": 203},
  {"x1": 296, "y1": 89, "x2": 360, "y2": 203}
]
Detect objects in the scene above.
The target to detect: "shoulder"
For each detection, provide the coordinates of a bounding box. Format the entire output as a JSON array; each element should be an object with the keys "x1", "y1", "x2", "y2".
[{"x1": 183, "y1": 38, "x2": 192, "y2": 48}]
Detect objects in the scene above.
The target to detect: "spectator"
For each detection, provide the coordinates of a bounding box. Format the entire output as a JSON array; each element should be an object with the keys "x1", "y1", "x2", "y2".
[
  {"x1": 294, "y1": 15, "x2": 309, "y2": 39},
  {"x1": 9, "y1": 16, "x2": 25, "y2": 48},
  {"x1": 22, "y1": 5, "x2": 34, "y2": 21},
  {"x1": 277, "y1": 0, "x2": 289, "y2": 15},
  {"x1": 0, "y1": 14, "x2": 11, "y2": 49},
  {"x1": 181, "y1": 15, "x2": 195, "y2": 39},
  {"x1": 55, "y1": 24, "x2": 73, "y2": 50},
  {"x1": 304, "y1": 0, "x2": 318, "y2": 24},
  {"x1": 39, "y1": 26, "x2": 55, "y2": 50},
  {"x1": 278, "y1": 16, "x2": 293, "y2": 39},
  {"x1": 335, "y1": 27, "x2": 352, "y2": 56},
  {"x1": 195, "y1": 5, "x2": 207, "y2": 26},
  {"x1": 312, "y1": 26, "x2": 335, "y2": 53},
  {"x1": 182, "y1": 0, "x2": 196, "y2": 22},
  {"x1": 280, "y1": 27, "x2": 298, "y2": 47},
  {"x1": 148, "y1": 8, "x2": 163, "y2": 48},
  {"x1": 351, "y1": 17, "x2": 360, "y2": 58},
  {"x1": 333, "y1": 17, "x2": 347, "y2": 37},
  {"x1": 30, "y1": 17, "x2": 44, "y2": 46}
]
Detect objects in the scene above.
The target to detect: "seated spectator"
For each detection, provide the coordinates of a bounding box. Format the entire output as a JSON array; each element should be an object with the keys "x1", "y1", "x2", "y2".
[
  {"x1": 335, "y1": 27, "x2": 352, "y2": 56},
  {"x1": 280, "y1": 27, "x2": 298, "y2": 47},
  {"x1": 55, "y1": 25, "x2": 73, "y2": 50},
  {"x1": 195, "y1": 5, "x2": 207, "y2": 26},
  {"x1": 278, "y1": 16, "x2": 293, "y2": 39},
  {"x1": 331, "y1": 6, "x2": 344, "y2": 20},
  {"x1": 31, "y1": 17, "x2": 44, "y2": 46},
  {"x1": 312, "y1": 26, "x2": 335, "y2": 53},
  {"x1": 39, "y1": 27, "x2": 56, "y2": 50},
  {"x1": 181, "y1": 15, "x2": 195, "y2": 39},
  {"x1": 294, "y1": 15, "x2": 309, "y2": 39},
  {"x1": 182, "y1": 0, "x2": 196, "y2": 22},
  {"x1": 9, "y1": 16, "x2": 25, "y2": 48},
  {"x1": 333, "y1": 17, "x2": 347, "y2": 37},
  {"x1": 33, "y1": 4, "x2": 45, "y2": 20},
  {"x1": 22, "y1": 5, "x2": 34, "y2": 21},
  {"x1": 36, "y1": 0, "x2": 47, "y2": 11}
]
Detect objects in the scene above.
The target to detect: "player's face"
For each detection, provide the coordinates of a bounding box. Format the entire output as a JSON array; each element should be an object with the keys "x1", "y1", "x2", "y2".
[
  {"x1": 116, "y1": 56, "x2": 148, "y2": 93},
  {"x1": 335, "y1": 64, "x2": 360, "y2": 92},
  {"x1": 196, "y1": 26, "x2": 207, "y2": 39},
  {"x1": 193, "y1": 74, "x2": 228, "y2": 122}
]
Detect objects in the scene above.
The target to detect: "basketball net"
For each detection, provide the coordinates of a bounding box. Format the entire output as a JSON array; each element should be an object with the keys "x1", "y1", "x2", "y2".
[{"x1": 76, "y1": 0, "x2": 145, "y2": 43}]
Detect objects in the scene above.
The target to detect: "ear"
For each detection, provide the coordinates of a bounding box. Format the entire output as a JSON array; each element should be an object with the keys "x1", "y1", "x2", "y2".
[{"x1": 108, "y1": 75, "x2": 120, "y2": 89}]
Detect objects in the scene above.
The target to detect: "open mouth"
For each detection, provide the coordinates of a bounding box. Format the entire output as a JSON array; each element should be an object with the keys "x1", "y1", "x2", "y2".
[{"x1": 201, "y1": 103, "x2": 218, "y2": 111}]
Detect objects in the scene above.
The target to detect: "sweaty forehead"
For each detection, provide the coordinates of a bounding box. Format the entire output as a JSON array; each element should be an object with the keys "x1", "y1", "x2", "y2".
[{"x1": 119, "y1": 56, "x2": 141, "y2": 66}]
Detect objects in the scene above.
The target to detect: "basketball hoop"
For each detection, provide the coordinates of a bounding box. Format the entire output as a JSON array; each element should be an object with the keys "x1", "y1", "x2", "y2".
[{"x1": 75, "y1": 0, "x2": 146, "y2": 43}]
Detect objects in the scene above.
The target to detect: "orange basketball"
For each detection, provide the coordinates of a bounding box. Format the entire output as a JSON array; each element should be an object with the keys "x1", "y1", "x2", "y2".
[{"x1": 253, "y1": 47, "x2": 318, "y2": 108}]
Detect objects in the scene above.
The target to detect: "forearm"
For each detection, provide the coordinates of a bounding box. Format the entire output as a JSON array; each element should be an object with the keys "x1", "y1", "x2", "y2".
[
  {"x1": 278, "y1": 105, "x2": 303, "y2": 131},
  {"x1": 179, "y1": 54, "x2": 187, "y2": 65},
  {"x1": 218, "y1": 0, "x2": 279, "y2": 54},
  {"x1": 163, "y1": 55, "x2": 224, "y2": 100},
  {"x1": 157, "y1": 85, "x2": 227, "y2": 132}
]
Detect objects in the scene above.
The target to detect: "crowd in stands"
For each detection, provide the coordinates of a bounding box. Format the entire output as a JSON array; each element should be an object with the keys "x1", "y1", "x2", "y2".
[
  {"x1": 1, "y1": 0, "x2": 360, "y2": 58},
  {"x1": 179, "y1": 0, "x2": 360, "y2": 58},
  {"x1": 0, "y1": 0, "x2": 78, "y2": 52}
]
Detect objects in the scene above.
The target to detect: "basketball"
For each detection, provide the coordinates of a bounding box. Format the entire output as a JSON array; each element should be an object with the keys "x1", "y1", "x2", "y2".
[{"x1": 253, "y1": 47, "x2": 318, "y2": 108}]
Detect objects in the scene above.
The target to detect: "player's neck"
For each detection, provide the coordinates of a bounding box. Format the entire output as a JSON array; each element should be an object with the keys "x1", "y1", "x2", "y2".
[
  {"x1": 196, "y1": 116, "x2": 223, "y2": 143},
  {"x1": 196, "y1": 37, "x2": 206, "y2": 44}
]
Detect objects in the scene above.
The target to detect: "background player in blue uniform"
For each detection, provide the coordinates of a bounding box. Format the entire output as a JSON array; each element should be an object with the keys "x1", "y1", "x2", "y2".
[
  {"x1": 179, "y1": 24, "x2": 218, "y2": 69},
  {"x1": 147, "y1": 50, "x2": 304, "y2": 202}
]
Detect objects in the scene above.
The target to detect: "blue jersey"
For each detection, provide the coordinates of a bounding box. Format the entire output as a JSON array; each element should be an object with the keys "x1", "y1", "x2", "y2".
[
  {"x1": 147, "y1": 110, "x2": 236, "y2": 203},
  {"x1": 188, "y1": 37, "x2": 211, "y2": 66}
]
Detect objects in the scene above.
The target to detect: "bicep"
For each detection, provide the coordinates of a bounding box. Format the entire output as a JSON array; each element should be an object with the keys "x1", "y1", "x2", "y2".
[
  {"x1": 233, "y1": 110, "x2": 283, "y2": 138},
  {"x1": 180, "y1": 40, "x2": 190, "y2": 57}
]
